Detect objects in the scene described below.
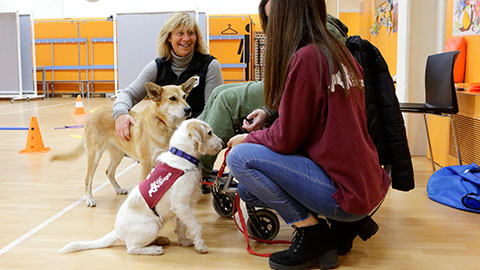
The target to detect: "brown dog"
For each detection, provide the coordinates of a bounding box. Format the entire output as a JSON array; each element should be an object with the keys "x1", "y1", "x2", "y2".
[{"x1": 51, "y1": 77, "x2": 196, "y2": 207}]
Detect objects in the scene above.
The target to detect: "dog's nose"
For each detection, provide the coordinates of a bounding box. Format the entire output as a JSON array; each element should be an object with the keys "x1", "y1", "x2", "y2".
[{"x1": 184, "y1": 106, "x2": 192, "y2": 115}]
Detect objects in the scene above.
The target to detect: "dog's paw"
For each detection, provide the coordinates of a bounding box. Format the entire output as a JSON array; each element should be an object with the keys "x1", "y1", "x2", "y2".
[
  {"x1": 179, "y1": 238, "x2": 194, "y2": 247},
  {"x1": 127, "y1": 245, "x2": 164, "y2": 255},
  {"x1": 149, "y1": 246, "x2": 164, "y2": 255},
  {"x1": 194, "y1": 240, "x2": 208, "y2": 254},
  {"x1": 85, "y1": 198, "x2": 96, "y2": 207},
  {"x1": 116, "y1": 188, "x2": 128, "y2": 195}
]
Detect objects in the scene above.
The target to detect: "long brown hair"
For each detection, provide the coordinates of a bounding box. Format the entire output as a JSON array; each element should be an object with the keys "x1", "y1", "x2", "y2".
[{"x1": 260, "y1": 0, "x2": 362, "y2": 110}]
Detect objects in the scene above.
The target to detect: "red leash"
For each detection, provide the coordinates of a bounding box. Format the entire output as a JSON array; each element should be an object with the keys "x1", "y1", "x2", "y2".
[
  {"x1": 232, "y1": 195, "x2": 291, "y2": 257},
  {"x1": 211, "y1": 147, "x2": 290, "y2": 257},
  {"x1": 201, "y1": 148, "x2": 230, "y2": 187}
]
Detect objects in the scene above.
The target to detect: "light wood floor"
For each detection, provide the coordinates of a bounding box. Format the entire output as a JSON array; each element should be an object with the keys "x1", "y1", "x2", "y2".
[{"x1": 0, "y1": 97, "x2": 479, "y2": 270}]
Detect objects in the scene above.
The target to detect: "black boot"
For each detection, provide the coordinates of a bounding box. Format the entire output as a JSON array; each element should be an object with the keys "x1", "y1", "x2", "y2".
[
  {"x1": 327, "y1": 216, "x2": 378, "y2": 255},
  {"x1": 269, "y1": 219, "x2": 338, "y2": 270}
]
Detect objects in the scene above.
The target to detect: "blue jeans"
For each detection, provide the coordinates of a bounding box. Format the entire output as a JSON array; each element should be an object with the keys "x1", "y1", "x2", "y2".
[{"x1": 226, "y1": 143, "x2": 366, "y2": 224}]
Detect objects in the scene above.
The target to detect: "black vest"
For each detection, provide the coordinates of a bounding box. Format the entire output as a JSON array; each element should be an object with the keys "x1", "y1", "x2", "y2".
[{"x1": 155, "y1": 51, "x2": 215, "y2": 118}]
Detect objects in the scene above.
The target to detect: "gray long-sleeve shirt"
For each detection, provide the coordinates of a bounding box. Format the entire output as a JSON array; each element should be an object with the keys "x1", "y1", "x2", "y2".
[{"x1": 112, "y1": 51, "x2": 223, "y2": 119}]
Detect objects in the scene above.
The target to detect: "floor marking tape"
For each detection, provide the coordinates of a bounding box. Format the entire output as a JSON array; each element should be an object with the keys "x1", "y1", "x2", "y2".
[
  {"x1": 0, "y1": 102, "x2": 73, "y2": 116},
  {"x1": 0, "y1": 161, "x2": 139, "y2": 256}
]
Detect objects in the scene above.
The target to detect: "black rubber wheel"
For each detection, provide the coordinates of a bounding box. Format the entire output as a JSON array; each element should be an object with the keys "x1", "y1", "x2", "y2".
[
  {"x1": 212, "y1": 192, "x2": 236, "y2": 218},
  {"x1": 246, "y1": 209, "x2": 280, "y2": 241}
]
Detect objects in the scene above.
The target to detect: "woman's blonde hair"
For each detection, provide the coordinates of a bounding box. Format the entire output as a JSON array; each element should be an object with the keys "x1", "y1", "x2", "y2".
[{"x1": 157, "y1": 12, "x2": 208, "y2": 60}]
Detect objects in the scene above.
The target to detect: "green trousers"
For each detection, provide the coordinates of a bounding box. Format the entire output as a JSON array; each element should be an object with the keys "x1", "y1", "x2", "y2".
[{"x1": 198, "y1": 81, "x2": 265, "y2": 176}]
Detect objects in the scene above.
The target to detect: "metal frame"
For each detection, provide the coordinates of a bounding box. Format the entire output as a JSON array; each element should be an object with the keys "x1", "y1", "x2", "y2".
[
  {"x1": 423, "y1": 113, "x2": 462, "y2": 171},
  {"x1": 209, "y1": 34, "x2": 247, "y2": 82},
  {"x1": 35, "y1": 37, "x2": 88, "y2": 97},
  {"x1": 89, "y1": 37, "x2": 115, "y2": 96}
]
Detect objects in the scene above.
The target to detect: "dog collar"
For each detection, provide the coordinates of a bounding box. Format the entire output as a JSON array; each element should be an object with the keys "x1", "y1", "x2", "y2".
[
  {"x1": 169, "y1": 147, "x2": 200, "y2": 166},
  {"x1": 157, "y1": 116, "x2": 166, "y2": 125}
]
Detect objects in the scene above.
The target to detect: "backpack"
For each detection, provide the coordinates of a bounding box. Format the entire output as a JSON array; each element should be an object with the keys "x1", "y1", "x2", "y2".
[{"x1": 427, "y1": 163, "x2": 480, "y2": 213}]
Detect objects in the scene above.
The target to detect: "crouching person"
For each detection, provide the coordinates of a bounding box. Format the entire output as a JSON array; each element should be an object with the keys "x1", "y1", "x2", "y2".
[{"x1": 226, "y1": 0, "x2": 390, "y2": 269}]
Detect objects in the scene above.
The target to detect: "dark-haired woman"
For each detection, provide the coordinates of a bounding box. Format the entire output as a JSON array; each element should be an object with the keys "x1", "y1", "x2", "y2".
[{"x1": 226, "y1": 0, "x2": 390, "y2": 269}]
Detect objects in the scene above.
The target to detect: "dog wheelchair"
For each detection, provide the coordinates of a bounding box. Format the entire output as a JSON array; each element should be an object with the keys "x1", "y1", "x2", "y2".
[
  {"x1": 205, "y1": 152, "x2": 387, "y2": 245},
  {"x1": 204, "y1": 150, "x2": 282, "y2": 242}
]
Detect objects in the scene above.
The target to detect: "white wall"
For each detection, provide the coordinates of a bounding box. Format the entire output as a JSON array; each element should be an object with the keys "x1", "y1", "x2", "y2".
[
  {"x1": 0, "y1": 0, "x2": 62, "y2": 18},
  {"x1": 339, "y1": 0, "x2": 360, "y2": 13},
  {"x1": 0, "y1": 0, "x2": 264, "y2": 18},
  {"x1": 397, "y1": 0, "x2": 447, "y2": 156},
  {"x1": 0, "y1": 0, "x2": 364, "y2": 19}
]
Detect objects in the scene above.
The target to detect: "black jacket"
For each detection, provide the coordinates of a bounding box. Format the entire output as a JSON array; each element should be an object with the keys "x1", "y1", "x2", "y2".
[
  {"x1": 346, "y1": 35, "x2": 415, "y2": 191},
  {"x1": 155, "y1": 51, "x2": 215, "y2": 118}
]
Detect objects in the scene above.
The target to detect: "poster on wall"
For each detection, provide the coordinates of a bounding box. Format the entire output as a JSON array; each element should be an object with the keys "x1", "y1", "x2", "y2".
[
  {"x1": 453, "y1": 0, "x2": 480, "y2": 36},
  {"x1": 370, "y1": 0, "x2": 394, "y2": 36},
  {"x1": 392, "y1": 0, "x2": 398, "y2": 33}
]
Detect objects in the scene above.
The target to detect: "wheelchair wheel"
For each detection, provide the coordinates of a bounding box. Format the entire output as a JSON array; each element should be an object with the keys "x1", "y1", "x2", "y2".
[
  {"x1": 212, "y1": 192, "x2": 236, "y2": 218},
  {"x1": 246, "y1": 209, "x2": 280, "y2": 241}
]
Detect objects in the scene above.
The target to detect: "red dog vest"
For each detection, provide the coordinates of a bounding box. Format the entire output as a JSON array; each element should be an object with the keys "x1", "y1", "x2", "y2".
[{"x1": 139, "y1": 162, "x2": 184, "y2": 210}]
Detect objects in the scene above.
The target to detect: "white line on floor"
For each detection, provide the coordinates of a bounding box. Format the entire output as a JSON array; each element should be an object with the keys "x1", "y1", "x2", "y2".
[
  {"x1": 0, "y1": 102, "x2": 74, "y2": 116},
  {"x1": 0, "y1": 161, "x2": 139, "y2": 256}
]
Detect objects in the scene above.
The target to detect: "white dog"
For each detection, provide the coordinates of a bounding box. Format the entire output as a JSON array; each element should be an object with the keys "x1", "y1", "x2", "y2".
[{"x1": 58, "y1": 119, "x2": 223, "y2": 255}]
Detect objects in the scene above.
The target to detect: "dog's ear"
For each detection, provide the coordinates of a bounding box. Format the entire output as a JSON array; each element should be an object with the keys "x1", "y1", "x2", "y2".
[
  {"x1": 181, "y1": 76, "x2": 198, "y2": 97},
  {"x1": 145, "y1": 82, "x2": 163, "y2": 101},
  {"x1": 187, "y1": 121, "x2": 208, "y2": 155}
]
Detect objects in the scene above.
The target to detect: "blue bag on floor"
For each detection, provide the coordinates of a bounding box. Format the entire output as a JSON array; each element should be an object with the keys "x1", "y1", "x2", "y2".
[{"x1": 427, "y1": 163, "x2": 480, "y2": 213}]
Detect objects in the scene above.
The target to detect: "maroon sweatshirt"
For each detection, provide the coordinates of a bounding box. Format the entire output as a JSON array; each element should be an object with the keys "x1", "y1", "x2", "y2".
[{"x1": 245, "y1": 44, "x2": 390, "y2": 215}]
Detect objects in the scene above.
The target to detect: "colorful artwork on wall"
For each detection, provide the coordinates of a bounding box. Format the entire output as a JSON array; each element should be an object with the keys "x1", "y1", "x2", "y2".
[
  {"x1": 370, "y1": 0, "x2": 394, "y2": 36},
  {"x1": 453, "y1": 0, "x2": 480, "y2": 36},
  {"x1": 392, "y1": 2, "x2": 398, "y2": 33}
]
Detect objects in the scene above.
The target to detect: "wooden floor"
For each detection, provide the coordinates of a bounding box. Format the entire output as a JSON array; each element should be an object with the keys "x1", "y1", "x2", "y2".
[{"x1": 0, "y1": 97, "x2": 479, "y2": 270}]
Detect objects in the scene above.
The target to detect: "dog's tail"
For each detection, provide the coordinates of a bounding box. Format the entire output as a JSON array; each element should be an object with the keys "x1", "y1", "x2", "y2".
[
  {"x1": 58, "y1": 230, "x2": 119, "y2": 254},
  {"x1": 50, "y1": 140, "x2": 85, "y2": 162}
]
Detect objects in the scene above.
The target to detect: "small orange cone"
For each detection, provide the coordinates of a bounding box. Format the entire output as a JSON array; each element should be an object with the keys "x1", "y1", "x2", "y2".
[
  {"x1": 72, "y1": 95, "x2": 87, "y2": 116},
  {"x1": 19, "y1": 117, "x2": 51, "y2": 154}
]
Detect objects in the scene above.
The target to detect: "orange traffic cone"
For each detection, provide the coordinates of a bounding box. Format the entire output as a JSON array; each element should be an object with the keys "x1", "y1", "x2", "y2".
[
  {"x1": 72, "y1": 95, "x2": 87, "y2": 116},
  {"x1": 19, "y1": 116, "x2": 51, "y2": 154}
]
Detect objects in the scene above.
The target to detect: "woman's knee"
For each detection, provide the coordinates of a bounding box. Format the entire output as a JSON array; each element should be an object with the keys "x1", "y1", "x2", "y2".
[
  {"x1": 226, "y1": 144, "x2": 249, "y2": 171},
  {"x1": 227, "y1": 143, "x2": 270, "y2": 168}
]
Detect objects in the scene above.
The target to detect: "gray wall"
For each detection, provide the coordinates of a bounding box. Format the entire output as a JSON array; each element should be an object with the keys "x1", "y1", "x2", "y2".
[
  {"x1": 116, "y1": 11, "x2": 207, "y2": 90},
  {"x1": 0, "y1": 12, "x2": 21, "y2": 93},
  {"x1": 20, "y1": 14, "x2": 34, "y2": 93}
]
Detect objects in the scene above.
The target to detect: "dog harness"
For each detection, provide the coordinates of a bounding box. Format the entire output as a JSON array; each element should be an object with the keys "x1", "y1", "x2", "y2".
[{"x1": 139, "y1": 148, "x2": 200, "y2": 215}]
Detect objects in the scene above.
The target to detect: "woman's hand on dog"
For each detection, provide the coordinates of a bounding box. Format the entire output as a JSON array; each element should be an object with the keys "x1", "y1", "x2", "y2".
[
  {"x1": 228, "y1": 134, "x2": 248, "y2": 148},
  {"x1": 242, "y1": 109, "x2": 267, "y2": 132},
  {"x1": 115, "y1": 114, "x2": 136, "y2": 141}
]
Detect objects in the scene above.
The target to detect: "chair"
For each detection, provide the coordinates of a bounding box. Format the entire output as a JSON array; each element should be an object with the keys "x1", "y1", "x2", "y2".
[{"x1": 399, "y1": 50, "x2": 461, "y2": 170}]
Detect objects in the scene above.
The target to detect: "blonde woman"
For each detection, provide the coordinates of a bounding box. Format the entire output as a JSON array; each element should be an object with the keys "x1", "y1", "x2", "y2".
[{"x1": 114, "y1": 12, "x2": 223, "y2": 140}]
